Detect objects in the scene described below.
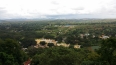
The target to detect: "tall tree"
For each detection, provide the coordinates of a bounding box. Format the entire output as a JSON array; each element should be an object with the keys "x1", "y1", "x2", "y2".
[
  {"x1": 97, "y1": 38, "x2": 116, "y2": 65},
  {"x1": 0, "y1": 39, "x2": 28, "y2": 65}
]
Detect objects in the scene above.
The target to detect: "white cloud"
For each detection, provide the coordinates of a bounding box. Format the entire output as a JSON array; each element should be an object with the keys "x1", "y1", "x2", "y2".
[{"x1": 0, "y1": 0, "x2": 116, "y2": 19}]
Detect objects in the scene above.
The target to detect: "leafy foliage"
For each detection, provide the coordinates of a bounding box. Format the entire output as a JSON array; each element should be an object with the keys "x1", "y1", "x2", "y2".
[
  {"x1": 31, "y1": 47, "x2": 90, "y2": 65},
  {"x1": 97, "y1": 38, "x2": 116, "y2": 65},
  {"x1": 0, "y1": 39, "x2": 28, "y2": 65}
]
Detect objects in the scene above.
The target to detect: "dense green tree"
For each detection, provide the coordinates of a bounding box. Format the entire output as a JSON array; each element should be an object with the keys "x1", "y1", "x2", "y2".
[
  {"x1": 27, "y1": 46, "x2": 46, "y2": 57},
  {"x1": 20, "y1": 38, "x2": 36, "y2": 48},
  {"x1": 40, "y1": 41, "x2": 46, "y2": 46},
  {"x1": 31, "y1": 47, "x2": 90, "y2": 65},
  {"x1": 44, "y1": 34, "x2": 55, "y2": 39},
  {"x1": 47, "y1": 43, "x2": 54, "y2": 47},
  {"x1": 82, "y1": 52, "x2": 101, "y2": 65},
  {"x1": 97, "y1": 38, "x2": 116, "y2": 65},
  {"x1": 0, "y1": 39, "x2": 28, "y2": 65},
  {"x1": 0, "y1": 52, "x2": 15, "y2": 65}
]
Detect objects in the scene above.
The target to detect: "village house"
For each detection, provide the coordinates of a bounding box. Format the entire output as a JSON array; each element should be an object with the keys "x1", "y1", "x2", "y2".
[
  {"x1": 74, "y1": 44, "x2": 81, "y2": 48},
  {"x1": 35, "y1": 38, "x2": 57, "y2": 48},
  {"x1": 57, "y1": 43, "x2": 70, "y2": 47},
  {"x1": 35, "y1": 38, "x2": 81, "y2": 49},
  {"x1": 99, "y1": 35, "x2": 109, "y2": 39},
  {"x1": 57, "y1": 43, "x2": 81, "y2": 48}
]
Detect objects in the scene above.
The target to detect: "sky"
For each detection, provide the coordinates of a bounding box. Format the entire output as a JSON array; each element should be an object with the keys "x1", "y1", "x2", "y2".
[{"x1": 0, "y1": 0, "x2": 116, "y2": 19}]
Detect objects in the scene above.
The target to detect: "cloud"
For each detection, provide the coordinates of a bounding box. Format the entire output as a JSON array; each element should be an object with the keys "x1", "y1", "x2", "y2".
[
  {"x1": 0, "y1": 7, "x2": 10, "y2": 19},
  {"x1": 0, "y1": 0, "x2": 116, "y2": 19},
  {"x1": 0, "y1": 7, "x2": 6, "y2": 13},
  {"x1": 51, "y1": 1, "x2": 59, "y2": 5}
]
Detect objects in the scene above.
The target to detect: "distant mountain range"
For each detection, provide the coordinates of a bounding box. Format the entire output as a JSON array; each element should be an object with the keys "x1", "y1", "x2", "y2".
[
  {"x1": 0, "y1": 17, "x2": 116, "y2": 23},
  {"x1": 0, "y1": 14, "x2": 116, "y2": 22}
]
